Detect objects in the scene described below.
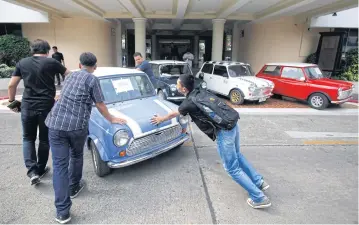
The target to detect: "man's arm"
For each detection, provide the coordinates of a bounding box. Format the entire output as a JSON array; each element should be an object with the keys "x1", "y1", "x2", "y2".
[
  {"x1": 8, "y1": 76, "x2": 21, "y2": 102},
  {"x1": 151, "y1": 111, "x2": 180, "y2": 125}
]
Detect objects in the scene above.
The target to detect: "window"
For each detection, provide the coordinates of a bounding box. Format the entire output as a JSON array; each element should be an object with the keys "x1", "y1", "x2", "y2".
[
  {"x1": 228, "y1": 65, "x2": 254, "y2": 77},
  {"x1": 305, "y1": 67, "x2": 324, "y2": 80},
  {"x1": 281, "y1": 67, "x2": 305, "y2": 80},
  {"x1": 151, "y1": 64, "x2": 160, "y2": 77},
  {"x1": 263, "y1": 65, "x2": 281, "y2": 76},
  {"x1": 99, "y1": 75, "x2": 155, "y2": 103},
  {"x1": 159, "y1": 64, "x2": 191, "y2": 76},
  {"x1": 201, "y1": 63, "x2": 213, "y2": 74},
  {"x1": 213, "y1": 65, "x2": 228, "y2": 77},
  {"x1": 0, "y1": 23, "x2": 22, "y2": 36}
]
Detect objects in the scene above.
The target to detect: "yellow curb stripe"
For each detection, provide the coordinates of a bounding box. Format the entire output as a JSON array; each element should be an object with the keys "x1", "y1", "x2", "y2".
[{"x1": 303, "y1": 140, "x2": 359, "y2": 145}]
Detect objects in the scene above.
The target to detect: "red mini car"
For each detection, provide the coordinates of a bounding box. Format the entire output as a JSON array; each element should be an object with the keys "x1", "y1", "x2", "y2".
[{"x1": 256, "y1": 63, "x2": 354, "y2": 110}]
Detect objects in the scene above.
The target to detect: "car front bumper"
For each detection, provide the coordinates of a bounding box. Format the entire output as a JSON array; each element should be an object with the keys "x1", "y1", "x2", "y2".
[
  {"x1": 167, "y1": 96, "x2": 186, "y2": 101},
  {"x1": 107, "y1": 134, "x2": 190, "y2": 168},
  {"x1": 331, "y1": 96, "x2": 353, "y2": 104},
  {"x1": 246, "y1": 93, "x2": 273, "y2": 101}
]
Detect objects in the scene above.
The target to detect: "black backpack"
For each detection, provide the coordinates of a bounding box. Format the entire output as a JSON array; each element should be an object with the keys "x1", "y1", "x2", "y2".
[{"x1": 189, "y1": 87, "x2": 240, "y2": 130}]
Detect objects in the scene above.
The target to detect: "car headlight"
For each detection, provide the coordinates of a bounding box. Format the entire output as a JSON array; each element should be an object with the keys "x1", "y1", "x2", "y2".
[
  {"x1": 113, "y1": 130, "x2": 129, "y2": 147},
  {"x1": 338, "y1": 87, "x2": 343, "y2": 97},
  {"x1": 170, "y1": 84, "x2": 177, "y2": 92},
  {"x1": 179, "y1": 115, "x2": 189, "y2": 124},
  {"x1": 201, "y1": 81, "x2": 207, "y2": 89},
  {"x1": 248, "y1": 84, "x2": 256, "y2": 92},
  {"x1": 269, "y1": 82, "x2": 274, "y2": 88}
]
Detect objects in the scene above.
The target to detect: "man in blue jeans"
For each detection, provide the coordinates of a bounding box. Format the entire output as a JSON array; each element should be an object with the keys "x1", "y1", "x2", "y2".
[
  {"x1": 45, "y1": 52, "x2": 127, "y2": 224},
  {"x1": 151, "y1": 74, "x2": 271, "y2": 209},
  {"x1": 7, "y1": 39, "x2": 70, "y2": 185}
]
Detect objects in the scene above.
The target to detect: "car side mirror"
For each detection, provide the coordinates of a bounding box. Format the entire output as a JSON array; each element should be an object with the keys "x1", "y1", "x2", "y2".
[{"x1": 199, "y1": 72, "x2": 204, "y2": 80}]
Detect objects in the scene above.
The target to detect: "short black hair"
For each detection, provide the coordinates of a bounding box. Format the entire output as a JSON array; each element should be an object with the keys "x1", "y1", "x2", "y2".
[
  {"x1": 30, "y1": 39, "x2": 51, "y2": 54},
  {"x1": 52, "y1": 46, "x2": 58, "y2": 49},
  {"x1": 80, "y1": 52, "x2": 97, "y2": 67},
  {"x1": 133, "y1": 52, "x2": 142, "y2": 57},
  {"x1": 179, "y1": 74, "x2": 195, "y2": 93}
]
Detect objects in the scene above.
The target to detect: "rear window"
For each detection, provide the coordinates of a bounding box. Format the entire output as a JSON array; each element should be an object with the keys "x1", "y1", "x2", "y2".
[
  {"x1": 262, "y1": 65, "x2": 281, "y2": 76},
  {"x1": 201, "y1": 63, "x2": 214, "y2": 74}
]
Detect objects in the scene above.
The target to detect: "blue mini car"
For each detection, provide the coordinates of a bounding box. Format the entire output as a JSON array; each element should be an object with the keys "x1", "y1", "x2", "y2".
[{"x1": 87, "y1": 67, "x2": 190, "y2": 177}]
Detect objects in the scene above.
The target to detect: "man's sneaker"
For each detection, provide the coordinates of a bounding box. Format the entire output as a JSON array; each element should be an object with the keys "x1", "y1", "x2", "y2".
[
  {"x1": 39, "y1": 166, "x2": 50, "y2": 179},
  {"x1": 30, "y1": 174, "x2": 40, "y2": 186},
  {"x1": 70, "y1": 181, "x2": 85, "y2": 199},
  {"x1": 247, "y1": 196, "x2": 271, "y2": 209},
  {"x1": 55, "y1": 214, "x2": 71, "y2": 224},
  {"x1": 259, "y1": 180, "x2": 270, "y2": 191}
]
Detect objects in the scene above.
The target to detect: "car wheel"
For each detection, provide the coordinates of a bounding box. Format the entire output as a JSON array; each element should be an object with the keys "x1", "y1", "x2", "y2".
[
  {"x1": 90, "y1": 141, "x2": 112, "y2": 177},
  {"x1": 229, "y1": 89, "x2": 244, "y2": 105},
  {"x1": 157, "y1": 90, "x2": 166, "y2": 100},
  {"x1": 308, "y1": 93, "x2": 329, "y2": 110}
]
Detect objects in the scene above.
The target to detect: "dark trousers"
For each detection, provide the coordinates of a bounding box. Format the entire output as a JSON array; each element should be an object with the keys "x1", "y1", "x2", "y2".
[
  {"x1": 49, "y1": 128, "x2": 87, "y2": 216},
  {"x1": 55, "y1": 73, "x2": 64, "y2": 84},
  {"x1": 21, "y1": 109, "x2": 50, "y2": 177}
]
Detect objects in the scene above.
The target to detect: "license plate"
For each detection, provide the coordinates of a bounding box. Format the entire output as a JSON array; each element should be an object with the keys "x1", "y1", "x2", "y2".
[{"x1": 259, "y1": 97, "x2": 266, "y2": 102}]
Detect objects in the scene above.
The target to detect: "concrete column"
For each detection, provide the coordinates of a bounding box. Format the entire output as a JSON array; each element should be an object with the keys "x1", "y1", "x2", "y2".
[
  {"x1": 231, "y1": 22, "x2": 240, "y2": 61},
  {"x1": 115, "y1": 20, "x2": 122, "y2": 67},
  {"x1": 211, "y1": 19, "x2": 226, "y2": 61},
  {"x1": 151, "y1": 34, "x2": 157, "y2": 60},
  {"x1": 194, "y1": 35, "x2": 199, "y2": 68},
  {"x1": 133, "y1": 18, "x2": 147, "y2": 58}
]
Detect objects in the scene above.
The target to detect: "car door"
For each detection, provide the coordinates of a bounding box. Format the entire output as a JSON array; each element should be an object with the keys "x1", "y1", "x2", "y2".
[
  {"x1": 279, "y1": 66, "x2": 309, "y2": 100},
  {"x1": 199, "y1": 63, "x2": 214, "y2": 89},
  {"x1": 212, "y1": 65, "x2": 229, "y2": 95},
  {"x1": 256, "y1": 65, "x2": 282, "y2": 94}
]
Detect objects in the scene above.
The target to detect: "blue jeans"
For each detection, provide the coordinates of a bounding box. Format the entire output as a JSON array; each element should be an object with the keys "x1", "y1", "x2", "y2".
[
  {"x1": 21, "y1": 109, "x2": 50, "y2": 177},
  {"x1": 216, "y1": 124, "x2": 265, "y2": 202},
  {"x1": 49, "y1": 128, "x2": 87, "y2": 217}
]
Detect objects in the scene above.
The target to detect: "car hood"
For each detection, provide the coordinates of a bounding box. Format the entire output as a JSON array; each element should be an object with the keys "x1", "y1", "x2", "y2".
[
  {"x1": 232, "y1": 76, "x2": 273, "y2": 87},
  {"x1": 159, "y1": 75, "x2": 203, "y2": 86},
  {"x1": 309, "y1": 78, "x2": 353, "y2": 90},
  {"x1": 108, "y1": 97, "x2": 179, "y2": 138}
]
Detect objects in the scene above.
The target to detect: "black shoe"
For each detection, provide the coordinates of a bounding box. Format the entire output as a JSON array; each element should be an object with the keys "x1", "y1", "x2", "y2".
[
  {"x1": 70, "y1": 181, "x2": 85, "y2": 199},
  {"x1": 30, "y1": 174, "x2": 40, "y2": 186},
  {"x1": 39, "y1": 166, "x2": 50, "y2": 179},
  {"x1": 55, "y1": 214, "x2": 71, "y2": 224}
]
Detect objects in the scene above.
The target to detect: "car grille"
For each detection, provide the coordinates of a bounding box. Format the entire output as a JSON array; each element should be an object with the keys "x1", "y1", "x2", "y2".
[
  {"x1": 126, "y1": 125, "x2": 182, "y2": 156},
  {"x1": 252, "y1": 87, "x2": 271, "y2": 96},
  {"x1": 339, "y1": 89, "x2": 353, "y2": 99}
]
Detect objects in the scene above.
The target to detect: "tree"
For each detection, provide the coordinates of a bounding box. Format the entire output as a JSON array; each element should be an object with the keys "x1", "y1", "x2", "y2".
[{"x1": 0, "y1": 35, "x2": 31, "y2": 67}]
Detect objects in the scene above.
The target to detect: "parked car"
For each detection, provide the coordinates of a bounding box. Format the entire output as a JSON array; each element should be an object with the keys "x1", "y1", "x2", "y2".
[
  {"x1": 149, "y1": 60, "x2": 206, "y2": 101},
  {"x1": 87, "y1": 67, "x2": 190, "y2": 177},
  {"x1": 195, "y1": 61, "x2": 274, "y2": 105},
  {"x1": 256, "y1": 63, "x2": 355, "y2": 110}
]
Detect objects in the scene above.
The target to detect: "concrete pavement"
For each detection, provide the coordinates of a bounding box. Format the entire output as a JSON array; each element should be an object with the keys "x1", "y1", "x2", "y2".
[{"x1": 0, "y1": 111, "x2": 357, "y2": 224}]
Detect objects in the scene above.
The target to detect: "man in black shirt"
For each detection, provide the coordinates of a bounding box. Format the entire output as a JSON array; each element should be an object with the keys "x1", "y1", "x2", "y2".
[
  {"x1": 151, "y1": 74, "x2": 272, "y2": 209},
  {"x1": 52, "y1": 46, "x2": 65, "y2": 85},
  {"x1": 8, "y1": 39, "x2": 70, "y2": 185}
]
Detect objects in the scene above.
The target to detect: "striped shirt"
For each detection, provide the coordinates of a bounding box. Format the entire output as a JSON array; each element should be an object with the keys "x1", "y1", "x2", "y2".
[{"x1": 45, "y1": 69, "x2": 104, "y2": 131}]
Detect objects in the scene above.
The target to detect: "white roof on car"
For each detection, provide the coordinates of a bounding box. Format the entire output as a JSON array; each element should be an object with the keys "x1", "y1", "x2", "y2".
[
  {"x1": 266, "y1": 62, "x2": 317, "y2": 67},
  {"x1": 71, "y1": 67, "x2": 143, "y2": 77},
  {"x1": 149, "y1": 60, "x2": 187, "y2": 64},
  {"x1": 204, "y1": 61, "x2": 249, "y2": 66}
]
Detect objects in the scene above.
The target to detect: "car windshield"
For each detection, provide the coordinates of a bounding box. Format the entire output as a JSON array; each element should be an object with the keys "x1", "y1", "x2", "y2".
[
  {"x1": 99, "y1": 74, "x2": 155, "y2": 103},
  {"x1": 228, "y1": 65, "x2": 254, "y2": 77},
  {"x1": 305, "y1": 67, "x2": 324, "y2": 79},
  {"x1": 159, "y1": 64, "x2": 192, "y2": 76}
]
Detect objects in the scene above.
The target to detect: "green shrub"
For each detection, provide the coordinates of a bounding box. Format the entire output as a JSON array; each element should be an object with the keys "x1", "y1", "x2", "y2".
[
  {"x1": 0, "y1": 35, "x2": 31, "y2": 67},
  {"x1": 305, "y1": 52, "x2": 317, "y2": 64},
  {"x1": 339, "y1": 48, "x2": 358, "y2": 81},
  {"x1": 0, "y1": 64, "x2": 15, "y2": 78}
]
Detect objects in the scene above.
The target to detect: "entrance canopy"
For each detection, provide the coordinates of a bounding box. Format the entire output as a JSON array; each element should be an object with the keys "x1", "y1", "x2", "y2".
[{"x1": 3, "y1": 0, "x2": 358, "y2": 30}]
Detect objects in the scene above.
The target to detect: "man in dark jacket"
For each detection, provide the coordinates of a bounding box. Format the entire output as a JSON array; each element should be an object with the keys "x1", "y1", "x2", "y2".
[
  {"x1": 7, "y1": 39, "x2": 70, "y2": 186},
  {"x1": 151, "y1": 74, "x2": 271, "y2": 209},
  {"x1": 52, "y1": 46, "x2": 65, "y2": 85}
]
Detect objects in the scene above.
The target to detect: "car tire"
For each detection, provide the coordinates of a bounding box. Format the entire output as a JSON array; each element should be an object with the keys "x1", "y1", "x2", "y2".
[
  {"x1": 308, "y1": 93, "x2": 329, "y2": 110},
  {"x1": 157, "y1": 90, "x2": 166, "y2": 100},
  {"x1": 229, "y1": 89, "x2": 244, "y2": 105},
  {"x1": 90, "y1": 141, "x2": 112, "y2": 177}
]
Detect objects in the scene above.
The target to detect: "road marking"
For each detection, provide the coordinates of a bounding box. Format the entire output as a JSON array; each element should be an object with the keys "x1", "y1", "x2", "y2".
[
  {"x1": 303, "y1": 140, "x2": 359, "y2": 145},
  {"x1": 285, "y1": 131, "x2": 359, "y2": 139}
]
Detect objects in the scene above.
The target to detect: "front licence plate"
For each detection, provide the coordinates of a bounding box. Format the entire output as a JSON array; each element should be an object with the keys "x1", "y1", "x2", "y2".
[{"x1": 259, "y1": 97, "x2": 266, "y2": 102}]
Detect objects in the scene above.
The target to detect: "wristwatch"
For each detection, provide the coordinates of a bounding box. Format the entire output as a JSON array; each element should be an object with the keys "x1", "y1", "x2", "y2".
[{"x1": 8, "y1": 99, "x2": 15, "y2": 103}]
